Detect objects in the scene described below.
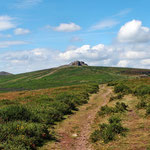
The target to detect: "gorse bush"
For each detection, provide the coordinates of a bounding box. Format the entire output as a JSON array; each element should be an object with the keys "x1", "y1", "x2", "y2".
[
  {"x1": 98, "y1": 102, "x2": 128, "y2": 116},
  {"x1": 109, "y1": 93, "x2": 124, "y2": 101},
  {"x1": 114, "y1": 102, "x2": 128, "y2": 113},
  {"x1": 0, "y1": 105, "x2": 38, "y2": 122},
  {"x1": 98, "y1": 105, "x2": 113, "y2": 116},
  {"x1": 134, "y1": 85, "x2": 150, "y2": 96},
  {"x1": 0, "y1": 121, "x2": 54, "y2": 150},
  {"x1": 136, "y1": 99, "x2": 147, "y2": 109},
  {"x1": 90, "y1": 115, "x2": 128, "y2": 143},
  {"x1": 114, "y1": 83, "x2": 131, "y2": 94}
]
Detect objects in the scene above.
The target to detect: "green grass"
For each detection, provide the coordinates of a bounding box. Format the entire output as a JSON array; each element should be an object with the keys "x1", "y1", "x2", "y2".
[{"x1": 0, "y1": 66, "x2": 138, "y2": 92}]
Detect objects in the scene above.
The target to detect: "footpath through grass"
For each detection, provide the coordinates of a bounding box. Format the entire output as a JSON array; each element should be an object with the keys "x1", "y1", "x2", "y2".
[{"x1": 40, "y1": 84, "x2": 112, "y2": 150}]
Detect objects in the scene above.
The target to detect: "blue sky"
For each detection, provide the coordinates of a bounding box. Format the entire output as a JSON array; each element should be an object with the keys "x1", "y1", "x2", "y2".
[{"x1": 0, "y1": 0, "x2": 150, "y2": 73}]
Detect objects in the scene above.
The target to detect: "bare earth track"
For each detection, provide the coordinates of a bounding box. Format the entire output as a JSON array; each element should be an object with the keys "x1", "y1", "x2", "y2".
[{"x1": 40, "y1": 84, "x2": 112, "y2": 150}]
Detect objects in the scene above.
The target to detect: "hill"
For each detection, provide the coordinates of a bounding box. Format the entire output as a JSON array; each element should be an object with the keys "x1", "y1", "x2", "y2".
[{"x1": 0, "y1": 65, "x2": 150, "y2": 92}]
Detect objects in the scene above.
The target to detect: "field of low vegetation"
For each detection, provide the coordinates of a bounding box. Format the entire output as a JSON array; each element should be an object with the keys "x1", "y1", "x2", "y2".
[
  {"x1": 90, "y1": 77, "x2": 150, "y2": 149},
  {"x1": 0, "y1": 66, "x2": 150, "y2": 149},
  {"x1": 0, "y1": 83, "x2": 99, "y2": 149}
]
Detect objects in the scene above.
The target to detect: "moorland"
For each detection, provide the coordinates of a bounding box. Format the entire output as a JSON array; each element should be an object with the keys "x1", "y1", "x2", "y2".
[{"x1": 0, "y1": 65, "x2": 150, "y2": 149}]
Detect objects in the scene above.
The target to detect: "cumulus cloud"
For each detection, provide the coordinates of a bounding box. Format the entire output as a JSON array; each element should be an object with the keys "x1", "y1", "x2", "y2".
[
  {"x1": 1, "y1": 42, "x2": 150, "y2": 73},
  {"x1": 48, "y1": 23, "x2": 81, "y2": 32},
  {"x1": 0, "y1": 48, "x2": 63, "y2": 73},
  {"x1": 0, "y1": 16, "x2": 15, "y2": 31},
  {"x1": 90, "y1": 19, "x2": 119, "y2": 31},
  {"x1": 117, "y1": 60, "x2": 129, "y2": 67},
  {"x1": 118, "y1": 20, "x2": 150, "y2": 43},
  {"x1": 59, "y1": 44, "x2": 113, "y2": 62},
  {"x1": 0, "y1": 41, "x2": 28, "y2": 48},
  {"x1": 14, "y1": 28, "x2": 30, "y2": 35}
]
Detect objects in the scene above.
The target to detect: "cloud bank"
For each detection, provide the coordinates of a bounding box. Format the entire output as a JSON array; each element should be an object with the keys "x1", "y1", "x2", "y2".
[{"x1": 1, "y1": 20, "x2": 150, "y2": 73}]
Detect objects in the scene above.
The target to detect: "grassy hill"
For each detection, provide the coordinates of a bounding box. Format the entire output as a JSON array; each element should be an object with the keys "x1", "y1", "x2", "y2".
[{"x1": 0, "y1": 66, "x2": 150, "y2": 92}]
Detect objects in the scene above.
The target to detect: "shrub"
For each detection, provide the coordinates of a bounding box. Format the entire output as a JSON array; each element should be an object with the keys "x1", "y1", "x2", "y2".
[
  {"x1": 98, "y1": 102, "x2": 128, "y2": 116},
  {"x1": 98, "y1": 105, "x2": 113, "y2": 116},
  {"x1": 55, "y1": 93, "x2": 78, "y2": 110},
  {"x1": 85, "y1": 84, "x2": 99, "y2": 94},
  {"x1": 90, "y1": 115, "x2": 128, "y2": 143},
  {"x1": 134, "y1": 85, "x2": 150, "y2": 96},
  {"x1": 90, "y1": 129, "x2": 101, "y2": 143},
  {"x1": 109, "y1": 93, "x2": 124, "y2": 101},
  {"x1": 0, "y1": 105, "x2": 38, "y2": 122},
  {"x1": 107, "y1": 82, "x2": 117, "y2": 86},
  {"x1": 114, "y1": 84, "x2": 131, "y2": 94},
  {"x1": 136, "y1": 99, "x2": 147, "y2": 109},
  {"x1": 114, "y1": 102, "x2": 128, "y2": 113},
  {"x1": 0, "y1": 121, "x2": 54, "y2": 149}
]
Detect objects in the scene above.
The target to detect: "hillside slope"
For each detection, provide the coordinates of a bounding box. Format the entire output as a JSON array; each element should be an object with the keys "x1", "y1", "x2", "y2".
[{"x1": 0, "y1": 66, "x2": 149, "y2": 92}]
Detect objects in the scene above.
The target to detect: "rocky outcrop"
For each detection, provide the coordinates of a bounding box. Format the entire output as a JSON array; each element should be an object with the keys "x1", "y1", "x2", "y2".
[
  {"x1": 0, "y1": 71, "x2": 12, "y2": 75},
  {"x1": 69, "y1": 61, "x2": 88, "y2": 66}
]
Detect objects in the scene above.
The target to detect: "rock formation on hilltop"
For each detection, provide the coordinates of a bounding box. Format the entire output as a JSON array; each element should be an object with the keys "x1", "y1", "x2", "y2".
[
  {"x1": 69, "y1": 61, "x2": 88, "y2": 66},
  {"x1": 0, "y1": 71, "x2": 12, "y2": 75}
]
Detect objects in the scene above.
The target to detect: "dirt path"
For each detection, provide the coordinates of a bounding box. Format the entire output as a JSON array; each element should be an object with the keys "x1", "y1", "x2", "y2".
[{"x1": 40, "y1": 84, "x2": 112, "y2": 150}]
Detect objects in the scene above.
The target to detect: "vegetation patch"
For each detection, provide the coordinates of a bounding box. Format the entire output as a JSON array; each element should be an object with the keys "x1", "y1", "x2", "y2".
[
  {"x1": 90, "y1": 115, "x2": 128, "y2": 143},
  {"x1": 109, "y1": 93, "x2": 124, "y2": 101},
  {"x1": 98, "y1": 102, "x2": 128, "y2": 116},
  {"x1": 0, "y1": 84, "x2": 99, "y2": 149}
]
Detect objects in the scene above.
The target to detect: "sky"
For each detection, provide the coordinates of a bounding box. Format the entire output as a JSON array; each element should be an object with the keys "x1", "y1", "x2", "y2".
[{"x1": 0, "y1": 0, "x2": 150, "y2": 74}]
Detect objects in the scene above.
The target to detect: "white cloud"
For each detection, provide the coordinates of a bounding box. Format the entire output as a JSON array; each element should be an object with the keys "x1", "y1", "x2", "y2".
[
  {"x1": 14, "y1": 28, "x2": 30, "y2": 35},
  {"x1": 0, "y1": 16, "x2": 15, "y2": 31},
  {"x1": 59, "y1": 44, "x2": 112, "y2": 61},
  {"x1": 1, "y1": 19, "x2": 150, "y2": 73},
  {"x1": 0, "y1": 41, "x2": 28, "y2": 48},
  {"x1": 15, "y1": 0, "x2": 42, "y2": 8},
  {"x1": 90, "y1": 19, "x2": 119, "y2": 31},
  {"x1": 117, "y1": 60, "x2": 129, "y2": 67},
  {"x1": 0, "y1": 48, "x2": 62, "y2": 73},
  {"x1": 121, "y1": 51, "x2": 147, "y2": 59},
  {"x1": 118, "y1": 20, "x2": 150, "y2": 43},
  {"x1": 48, "y1": 23, "x2": 81, "y2": 32}
]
